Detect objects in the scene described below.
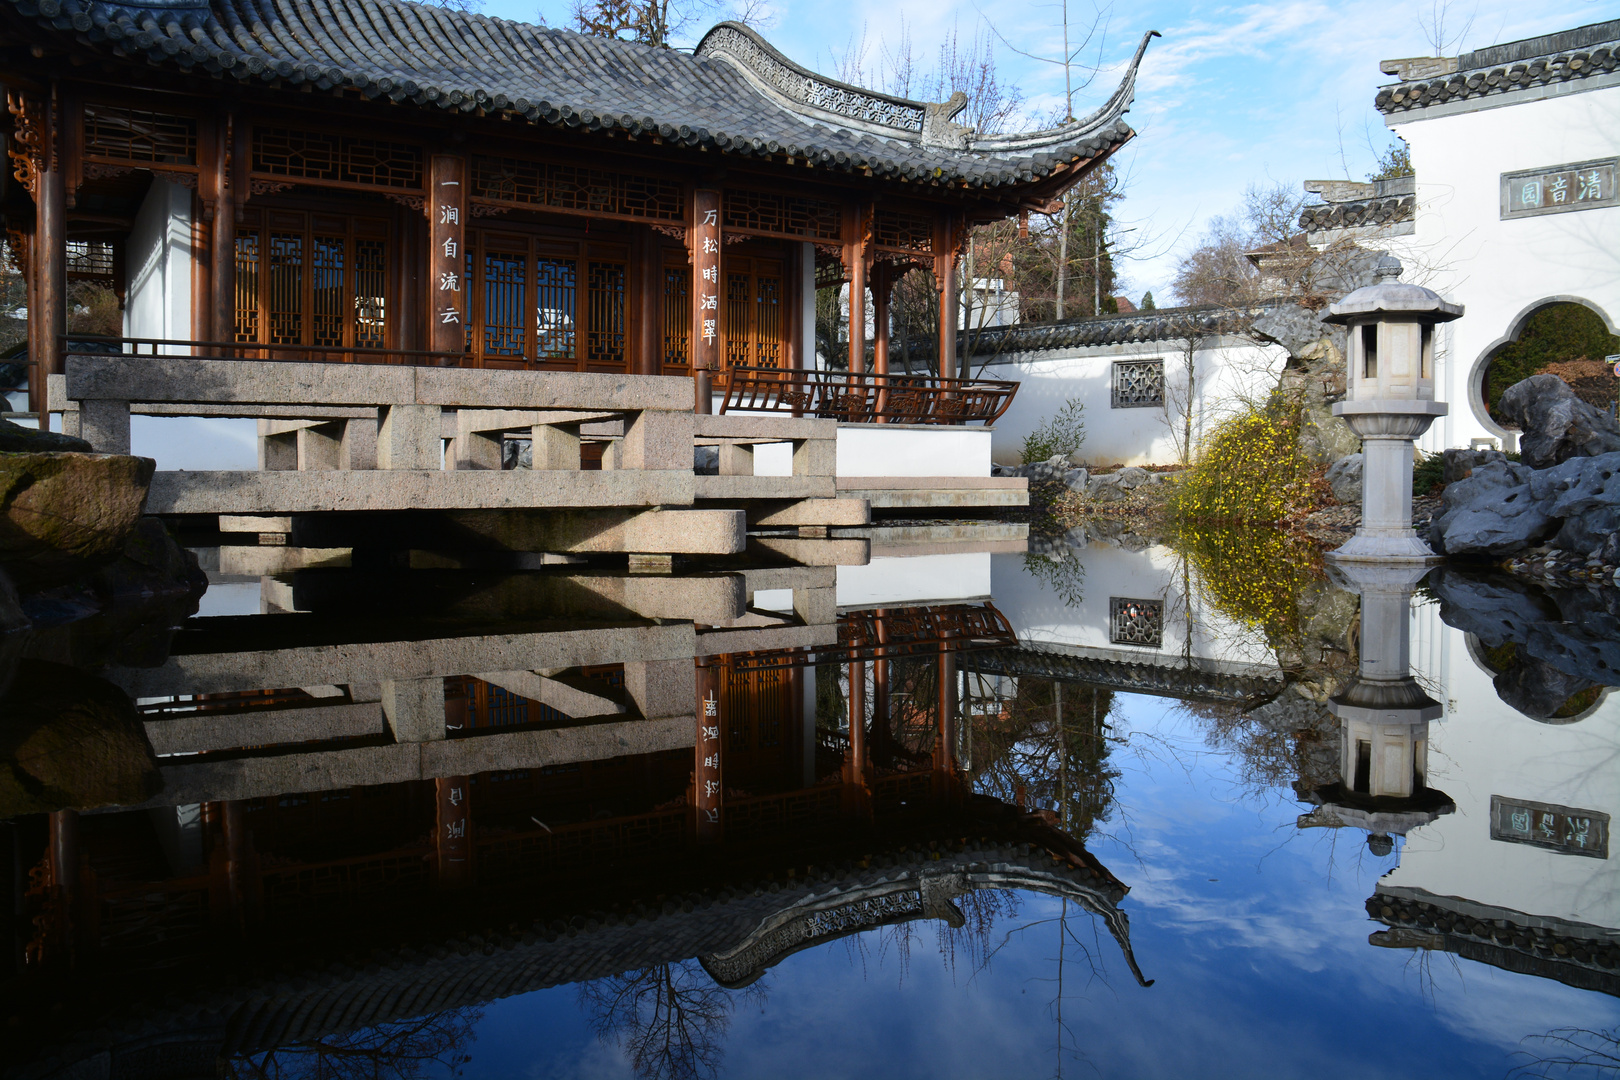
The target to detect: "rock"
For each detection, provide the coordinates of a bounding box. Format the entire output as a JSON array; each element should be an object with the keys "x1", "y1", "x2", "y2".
[
  {"x1": 91, "y1": 517, "x2": 207, "y2": 601},
  {"x1": 1085, "y1": 474, "x2": 1126, "y2": 502},
  {"x1": 1498, "y1": 373, "x2": 1620, "y2": 469},
  {"x1": 1427, "y1": 459, "x2": 1556, "y2": 556},
  {"x1": 0, "y1": 417, "x2": 92, "y2": 453},
  {"x1": 1114, "y1": 466, "x2": 1150, "y2": 490},
  {"x1": 0, "y1": 452, "x2": 155, "y2": 590},
  {"x1": 1441, "y1": 448, "x2": 1505, "y2": 484},
  {"x1": 1493, "y1": 655, "x2": 1603, "y2": 722},
  {"x1": 693, "y1": 445, "x2": 718, "y2": 475},
  {"x1": 0, "y1": 659, "x2": 162, "y2": 816},
  {"x1": 1062, "y1": 468, "x2": 1089, "y2": 492},
  {"x1": 1326, "y1": 453, "x2": 1363, "y2": 505},
  {"x1": 0, "y1": 566, "x2": 26, "y2": 697}
]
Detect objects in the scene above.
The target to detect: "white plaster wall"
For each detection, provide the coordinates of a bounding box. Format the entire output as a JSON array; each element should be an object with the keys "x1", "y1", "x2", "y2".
[
  {"x1": 1390, "y1": 84, "x2": 1620, "y2": 453},
  {"x1": 1385, "y1": 611, "x2": 1620, "y2": 930},
  {"x1": 989, "y1": 543, "x2": 1277, "y2": 671},
  {"x1": 979, "y1": 336, "x2": 1285, "y2": 467},
  {"x1": 835, "y1": 424, "x2": 991, "y2": 477},
  {"x1": 836, "y1": 552, "x2": 992, "y2": 608},
  {"x1": 125, "y1": 178, "x2": 193, "y2": 346}
]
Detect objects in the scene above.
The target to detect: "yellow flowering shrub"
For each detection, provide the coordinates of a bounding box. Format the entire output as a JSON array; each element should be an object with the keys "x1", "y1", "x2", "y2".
[
  {"x1": 1167, "y1": 395, "x2": 1315, "y2": 525},
  {"x1": 1169, "y1": 526, "x2": 1324, "y2": 646}
]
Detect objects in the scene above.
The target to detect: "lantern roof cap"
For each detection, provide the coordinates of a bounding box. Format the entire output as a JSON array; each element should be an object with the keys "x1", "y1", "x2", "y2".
[{"x1": 1325, "y1": 256, "x2": 1464, "y2": 324}]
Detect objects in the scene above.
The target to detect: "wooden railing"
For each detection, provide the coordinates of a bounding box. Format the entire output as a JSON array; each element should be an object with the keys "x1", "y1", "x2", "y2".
[{"x1": 719, "y1": 366, "x2": 1018, "y2": 426}]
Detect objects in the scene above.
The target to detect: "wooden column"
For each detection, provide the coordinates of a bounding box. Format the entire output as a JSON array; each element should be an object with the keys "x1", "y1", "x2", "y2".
[
  {"x1": 845, "y1": 202, "x2": 868, "y2": 374},
  {"x1": 428, "y1": 154, "x2": 466, "y2": 360},
  {"x1": 207, "y1": 112, "x2": 236, "y2": 347},
  {"x1": 35, "y1": 91, "x2": 66, "y2": 388},
  {"x1": 935, "y1": 638, "x2": 959, "y2": 801},
  {"x1": 694, "y1": 658, "x2": 723, "y2": 841},
  {"x1": 689, "y1": 189, "x2": 721, "y2": 412},
  {"x1": 871, "y1": 263, "x2": 892, "y2": 376},
  {"x1": 636, "y1": 229, "x2": 661, "y2": 376},
  {"x1": 842, "y1": 657, "x2": 870, "y2": 818},
  {"x1": 934, "y1": 215, "x2": 961, "y2": 381},
  {"x1": 435, "y1": 775, "x2": 473, "y2": 886}
]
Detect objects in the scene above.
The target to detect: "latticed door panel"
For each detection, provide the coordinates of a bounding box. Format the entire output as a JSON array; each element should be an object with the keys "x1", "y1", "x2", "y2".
[
  {"x1": 234, "y1": 208, "x2": 390, "y2": 354},
  {"x1": 466, "y1": 230, "x2": 627, "y2": 373},
  {"x1": 721, "y1": 256, "x2": 787, "y2": 377},
  {"x1": 662, "y1": 265, "x2": 690, "y2": 374}
]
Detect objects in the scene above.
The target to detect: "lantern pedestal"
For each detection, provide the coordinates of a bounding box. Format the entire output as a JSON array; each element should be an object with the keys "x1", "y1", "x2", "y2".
[{"x1": 1329, "y1": 400, "x2": 1448, "y2": 563}]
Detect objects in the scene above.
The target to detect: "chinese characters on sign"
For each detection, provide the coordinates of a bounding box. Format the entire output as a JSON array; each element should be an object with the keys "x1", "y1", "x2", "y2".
[
  {"x1": 694, "y1": 661, "x2": 722, "y2": 840},
  {"x1": 1502, "y1": 158, "x2": 1617, "y2": 219},
  {"x1": 430, "y1": 154, "x2": 467, "y2": 354},
  {"x1": 690, "y1": 189, "x2": 722, "y2": 398},
  {"x1": 436, "y1": 775, "x2": 473, "y2": 883},
  {"x1": 1490, "y1": 795, "x2": 1609, "y2": 858}
]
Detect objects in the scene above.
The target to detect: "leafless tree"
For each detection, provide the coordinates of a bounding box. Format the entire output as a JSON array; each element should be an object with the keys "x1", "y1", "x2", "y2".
[
  {"x1": 1416, "y1": 0, "x2": 1477, "y2": 56},
  {"x1": 579, "y1": 961, "x2": 765, "y2": 1080},
  {"x1": 562, "y1": 0, "x2": 773, "y2": 48},
  {"x1": 225, "y1": 1008, "x2": 482, "y2": 1080}
]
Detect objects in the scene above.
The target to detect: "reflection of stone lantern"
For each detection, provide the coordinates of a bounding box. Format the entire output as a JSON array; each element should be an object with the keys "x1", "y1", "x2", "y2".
[
  {"x1": 1300, "y1": 562, "x2": 1453, "y2": 854},
  {"x1": 1326, "y1": 256, "x2": 1462, "y2": 562}
]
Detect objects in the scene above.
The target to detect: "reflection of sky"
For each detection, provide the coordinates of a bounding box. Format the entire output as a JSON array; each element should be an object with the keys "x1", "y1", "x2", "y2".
[{"x1": 454, "y1": 692, "x2": 1620, "y2": 1079}]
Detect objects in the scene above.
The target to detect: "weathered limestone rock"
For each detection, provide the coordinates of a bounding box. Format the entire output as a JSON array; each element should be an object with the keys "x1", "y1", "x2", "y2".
[
  {"x1": 1426, "y1": 567, "x2": 1620, "y2": 717},
  {"x1": 1084, "y1": 474, "x2": 1126, "y2": 502},
  {"x1": 1113, "y1": 466, "x2": 1151, "y2": 490},
  {"x1": 0, "y1": 417, "x2": 91, "y2": 453},
  {"x1": 1441, "y1": 447, "x2": 1505, "y2": 484},
  {"x1": 0, "y1": 452, "x2": 155, "y2": 589},
  {"x1": 90, "y1": 517, "x2": 207, "y2": 601},
  {"x1": 1427, "y1": 459, "x2": 1556, "y2": 556},
  {"x1": 0, "y1": 659, "x2": 162, "y2": 816},
  {"x1": 1326, "y1": 453, "x2": 1363, "y2": 505},
  {"x1": 1063, "y1": 468, "x2": 1089, "y2": 493},
  {"x1": 1498, "y1": 374, "x2": 1620, "y2": 469}
]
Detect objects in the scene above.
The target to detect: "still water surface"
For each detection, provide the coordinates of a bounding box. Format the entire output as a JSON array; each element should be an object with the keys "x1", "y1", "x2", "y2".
[{"x1": 4, "y1": 534, "x2": 1617, "y2": 1079}]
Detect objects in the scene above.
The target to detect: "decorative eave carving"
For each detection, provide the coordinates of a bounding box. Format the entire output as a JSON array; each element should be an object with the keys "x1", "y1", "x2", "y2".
[{"x1": 6, "y1": 90, "x2": 43, "y2": 196}]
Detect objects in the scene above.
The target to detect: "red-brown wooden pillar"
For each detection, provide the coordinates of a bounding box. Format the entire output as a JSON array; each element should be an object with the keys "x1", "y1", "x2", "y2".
[
  {"x1": 636, "y1": 228, "x2": 661, "y2": 376},
  {"x1": 871, "y1": 263, "x2": 892, "y2": 376},
  {"x1": 435, "y1": 775, "x2": 473, "y2": 886},
  {"x1": 843, "y1": 657, "x2": 871, "y2": 817},
  {"x1": 35, "y1": 90, "x2": 66, "y2": 393},
  {"x1": 934, "y1": 215, "x2": 961, "y2": 381},
  {"x1": 935, "y1": 638, "x2": 959, "y2": 802},
  {"x1": 689, "y1": 189, "x2": 721, "y2": 412},
  {"x1": 845, "y1": 203, "x2": 868, "y2": 374},
  {"x1": 428, "y1": 154, "x2": 466, "y2": 361},
  {"x1": 207, "y1": 112, "x2": 236, "y2": 347},
  {"x1": 694, "y1": 657, "x2": 723, "y2": 841}
]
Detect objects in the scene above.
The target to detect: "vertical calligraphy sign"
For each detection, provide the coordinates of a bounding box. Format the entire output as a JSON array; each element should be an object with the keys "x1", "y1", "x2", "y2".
[
  {"x1": 690, "y1": 189, "x2": 721, "y2": 413},
  {"x1": 435, "y1": 775, "x2": 472, "y2": 887},
  {"x1": 694, "y1": 658, "x2": 723, "y2": 842},
  {"x1": 430, "y1": 154, "x2": 466, "y2": 359}
]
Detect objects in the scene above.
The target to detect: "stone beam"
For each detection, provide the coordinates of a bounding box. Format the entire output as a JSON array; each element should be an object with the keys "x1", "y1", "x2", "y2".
[
  {"x1": 474, "y1": 670, "x2": 626, "y2": 718},
  {"x1": 144, "y1": 701, "x2": 384, "y2": 756}
]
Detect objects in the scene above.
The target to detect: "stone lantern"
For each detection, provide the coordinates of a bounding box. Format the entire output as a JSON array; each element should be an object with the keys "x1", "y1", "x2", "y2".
[
  {"x1": 1301, "y1": 561, "x2": 1453, "y2": 855},
  {"x1": 1326, "y1": 256, "x2": 1462, "y2": 561}
]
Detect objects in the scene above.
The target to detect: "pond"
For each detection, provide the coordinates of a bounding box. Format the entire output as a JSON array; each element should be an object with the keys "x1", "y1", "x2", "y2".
[{"x1": 3, "y1": 529, "x2": 1618, "y2": 1080}]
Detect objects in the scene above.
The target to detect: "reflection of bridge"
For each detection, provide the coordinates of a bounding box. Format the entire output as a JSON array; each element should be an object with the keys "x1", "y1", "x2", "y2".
[
  {"x1": 7, "y1": 808, "x2": 1151, "y2": 1077},
  {"x1": 966, "y1": 643, "x2": 1287, "y2": 708}
]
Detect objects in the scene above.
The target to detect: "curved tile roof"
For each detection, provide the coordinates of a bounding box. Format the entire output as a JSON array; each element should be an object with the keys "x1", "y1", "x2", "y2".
[
  {"x1": 2, "y1": 0, "x2": 1154, "y2": 191},
  {"x1": 1376, "y1": 19, "x2": 1619, "y2": 116},
  {"x1": 965, "y1": 303, "x2": 1251, "y2": 356}
]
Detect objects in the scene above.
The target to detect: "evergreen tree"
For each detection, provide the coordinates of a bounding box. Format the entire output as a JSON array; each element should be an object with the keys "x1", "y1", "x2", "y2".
[{"x1": 1139, "y1": 291, "x2": 1155, "y2": 311}]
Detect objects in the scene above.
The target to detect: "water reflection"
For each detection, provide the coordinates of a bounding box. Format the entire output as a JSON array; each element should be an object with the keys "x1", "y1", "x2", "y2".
[{"x1": 2, "y1": 529, "x2": 1618, "y2": 1078}]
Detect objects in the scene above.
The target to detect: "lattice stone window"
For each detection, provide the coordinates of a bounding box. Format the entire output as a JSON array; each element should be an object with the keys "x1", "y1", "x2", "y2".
[
  {"x1": 1111, "y1": 359, "x2": 1165, "y2": 408},
  {"x1": 1110, "y1": 597, "x2": 1163, "y2": 648}
]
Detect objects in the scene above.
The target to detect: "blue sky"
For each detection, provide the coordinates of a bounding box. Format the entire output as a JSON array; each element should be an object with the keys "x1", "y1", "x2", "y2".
[
  {"x1": 482, "y1": 0, "x2": 1618, "y2": 303},
  {"x1": 446, "y1": 689, "x2": 1620, "y2": 1079}
]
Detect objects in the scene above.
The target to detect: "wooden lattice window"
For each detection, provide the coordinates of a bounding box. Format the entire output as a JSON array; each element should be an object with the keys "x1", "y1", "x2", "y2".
[
  {"x1": 471, "y1": 156, "x2": 683, "y2": 222},
  {"x1": 663, "y1": 266, "x2": 690, "y2": 372},
  {"x1": 234, "y1": 209, "x2": 391, "y2": 351},
  {"x1": 873, "y1": 208, "x2": 933, "y2": 252},
  {"x1": 1109, "y1": 597, "x2": 1163, "y2": 648},
  {"x1": 722, "y1": 256, "x2": 785, "y2": 372},
  {"x1": 252, "y1": 128, "x2": 423, "y2": 190},
  {"x1": 1111, "y1": 359, "x2": 1165, "y2": 408},
  {"x1": 83, "y1": 105, "x2": 197, "y2": 166},
  {"x1": 723, "y1": 187, "x2": 842, "y2": 241},
  {"x1": 467, "y1": 230, "x2": 626, "y2": 373}
]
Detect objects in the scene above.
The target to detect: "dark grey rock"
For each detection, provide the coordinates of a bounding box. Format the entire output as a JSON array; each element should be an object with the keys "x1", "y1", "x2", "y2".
[
  {"x1": 1494, "y1": 656, "x2": 1601, "y2": 722},
  {"x1": 1441, "y1": 447, "x2": 1505, "y2": 484},
  {"x1": 1498, "y1": 373, "x2": 1620, "y2": 469},
  {"x1": 1085, "y1": 474, "x2": 1126, "y2": 502},
  {"x1": 1326, "y1": 453, "x2": 1363, "y2": 505},
  {"x1": 0, "y1": 417, "x2": 92, "y2": 453},
  {"x1": 1427, "y1": 459, "x2": 1556, "y2": 555},
  {"x1": 1114, "y1": 466, "x2": 1151, "y2": 490},
  {"x1": 1063, "y1": 468, "x2": 1089, "y2": 492},
  {"x1": 693, "y1": 445, "x2": 718, "y2": 475},
  {"x1": 1427, "y1": 567, "x2": 1620, "y2": 711}
]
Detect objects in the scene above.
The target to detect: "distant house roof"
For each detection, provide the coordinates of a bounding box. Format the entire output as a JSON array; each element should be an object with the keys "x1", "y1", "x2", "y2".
[
  {"x1": 0, "y1": 0, "x2": 1157, "y2": 195},
  {"x1": 1298, "y1": 175, "x2": 1415, "y2": 235},
  {"x1": 1375, "y1": 19, "x2": 1620, "y2": 117}
]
